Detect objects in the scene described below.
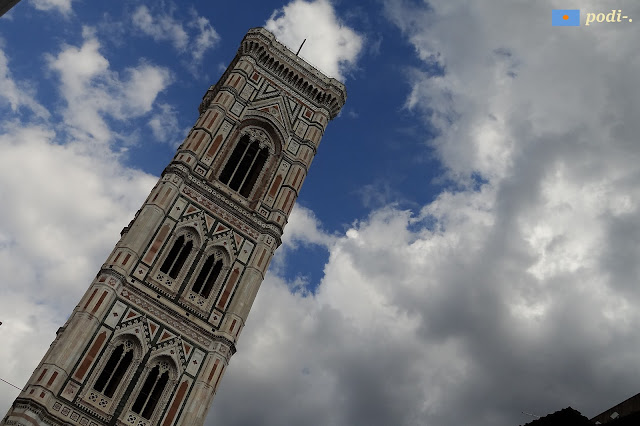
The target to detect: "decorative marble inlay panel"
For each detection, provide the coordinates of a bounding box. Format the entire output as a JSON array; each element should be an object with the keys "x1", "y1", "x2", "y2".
[
  {"x1": 133, "y1": 264, "x2": 149, "y2": 281},
  {"x1": 104, "y1": 301, "x2": 127, "y2": 328},
  {"x1": 238, "y1": 240, "x2": 255, "y2": 264},
  {"x1": 51, "y1": 400, "x2": 100, "y2": 426},
  {"x1": 195, "y1": 165, "x2": 207, "y2": 177},
  {"x1": 186, "y1": 291, "x2": 207, "y2": 308},
  {"x1": 169, "y1": 197, "x2": 187, "y2": 220},
  {"x1": 120, "y1": 289, "x2": 212, "y2": 347},
  {"x1": 287, "y1": 139, "x2": 300, "y2": 155},
  {"x1": 186, "y1": 349, "x2": 205, "y2": 376},
  {"x1": 240, "y1": 84, "x2": 254, "y2": 100},
  {"x1": 182, "y1": 185, "x2": 261, "y2": 239},
  {"x1": 125, "y1": 411, "x2": 149, "y2": 426},
  {"x1": 295, "y1": 121, "x2": 308, "y2": 138},
  {"x1": 209, "y1": 309, "x2": 223, "y2": 327},
  {"x1": 154, "y1": 271, "x2": 176, "y2": 289},
  {"x1": 230, "y1": 101, "x2": 244, "y2": 116}
]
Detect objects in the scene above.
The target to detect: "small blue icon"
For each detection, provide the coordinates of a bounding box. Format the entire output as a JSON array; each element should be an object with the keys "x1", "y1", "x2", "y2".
[{"x1": 552, "y1": 9, "x2": 580, "y2": 26}]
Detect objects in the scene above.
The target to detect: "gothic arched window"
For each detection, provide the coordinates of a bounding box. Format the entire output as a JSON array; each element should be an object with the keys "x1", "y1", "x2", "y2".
[
  {"x1": 192, "y1": 254, "x2": 223, "y2": 299},
  {"x1": 131, "y1": 362, "x2": 171, "y2": 420},
  {"x1": 93, "y1": 340, "x2": 134, "y2": 398},
  {"x1": 219, "y1": 134, "x2": 269, "y2": 198},
  {"x1": 160, "y1": 235, "x2": 193, "y2": 279}
]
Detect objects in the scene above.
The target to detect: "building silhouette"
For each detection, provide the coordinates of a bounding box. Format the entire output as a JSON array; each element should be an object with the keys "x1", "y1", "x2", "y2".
[
  {"x1": 519, "y1": 392, "x2": 640, "y2": 426},
  {"x1": 0, "y1": 0, "x2": 21, "y2": 17},
  {"x1": 2, "y1": 27, "x2": 346, "y2": 426},
  {"x1": 591, "y1": 391, "x2": 640, "y2": 424}
]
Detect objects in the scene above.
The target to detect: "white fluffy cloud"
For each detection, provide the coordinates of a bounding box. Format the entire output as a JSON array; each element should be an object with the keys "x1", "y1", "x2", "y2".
[
  {"x1": 189, "y1": 14, "x2": 221, "y2": 63},
  {"x1": 131, "y1": 5, "x2": 220, "y2": 66},
  {"x1": 0, "y1": 50, "x2": 49, "y2": 119},
  {"x1": 29, "y1": 0, "x2": 73, "y2": 14},
  {"x1": 148, "y1": 103, "x2": 182, "y2": 147},
  {"x1": 132, "y1": 5, "x2": 189, "y2": 50},
  {"x1": 265, "y1": 0, "x2": 363, "y2": 81},
  {"x1": 46, "y1": 28, "x2": 171, "y2": 146}
]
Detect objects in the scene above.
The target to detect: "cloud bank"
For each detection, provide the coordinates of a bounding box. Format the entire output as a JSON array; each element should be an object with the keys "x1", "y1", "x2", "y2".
[{"x1": 265, "y1": 0, "x2": 363, "y2": 81}]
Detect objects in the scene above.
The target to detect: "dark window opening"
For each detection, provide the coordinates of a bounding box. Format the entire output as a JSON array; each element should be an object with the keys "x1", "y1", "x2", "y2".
[
  {"x1": 93, "y1": 342, "x2": 134, "y2": 398},
  {"x1": 240, "y1": 148, "x2": 268, "y2": 197},
  {"x1": 192, "y1": 255, "x2": 223, "y2": 299},
  {"x1": 104, "y1": 350, "x2": 133, "y2": 397},
  {"x1": 132, "y1": 365, "x2": 170, "y2": 420},
  {"x1": 160, "y1": 236, "x2": 193, "y2": 279},
  {"x1": 219, "y1": 135, "x2": 269, "y2": 198}
]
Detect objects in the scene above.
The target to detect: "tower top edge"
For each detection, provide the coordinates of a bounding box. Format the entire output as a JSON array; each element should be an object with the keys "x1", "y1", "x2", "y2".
[{"x1": 242, "y1": 27, "x2": 347, "y2": 108}]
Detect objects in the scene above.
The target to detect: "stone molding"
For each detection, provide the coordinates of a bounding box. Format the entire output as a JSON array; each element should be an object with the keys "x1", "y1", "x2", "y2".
[
  {"x1": 98, "y1": 269, "x2": 236, "y2": 356},
  {"x1": 164, "y1": 163, "x2": 283, "y2": 243},
  {"x1": 199, "y1": 27, "x2": 346, "y2": 119}
]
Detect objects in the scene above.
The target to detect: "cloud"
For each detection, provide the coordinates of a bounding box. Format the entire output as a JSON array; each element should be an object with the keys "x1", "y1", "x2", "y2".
[
  {"x1": 148, "y1": 103, "x2": 181, "y2": 146},
  {"x1": 188, "y1": 13, "x2": 221, "y2": 64},
  {"x1": 265, "y1": 0, "x2": 363, "y2": 81},
  {"x1": 46, "y1": 28, "x2": 171, "y2": 146},
  {"x1": 282, "y1": 205, "x2": 336, "y2": 249},
  {"x1": 29, "y1": 0, "x2": 73, "y2": 14},
  {"x1": 131, "y1": 5, "x2": 220, "y2": 66},
  {"x1": 0, "y1": 49, "x2": 49, "y2": 119},
  {"x1": 132, "y1": 5, "x2": 189, "y2": 51}
]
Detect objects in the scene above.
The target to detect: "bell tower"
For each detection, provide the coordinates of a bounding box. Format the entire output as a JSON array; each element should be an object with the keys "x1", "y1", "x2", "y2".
[{"x1": 3, "y1": 27, "x2": 346, "y2": 426}]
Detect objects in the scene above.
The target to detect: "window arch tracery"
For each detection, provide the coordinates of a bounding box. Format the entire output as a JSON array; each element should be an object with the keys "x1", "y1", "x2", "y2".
[
  {"x1": 219, "y1": 127, "x2": 274, "y2": 198},
  {"x1": 127, "y1": 357, "x2": 177, "y2": 424},
  {"x1": 159, "y1": 235, "x2": 193, "y2": 279},
  {"x1": 81, "y1": 335, "x2": 142, "y2": 415},
  {"x1": 153, "y1": 226, "x2": 201, "y2": 291},
  {"x1": 192, "y1": 252, "x2": 223, "y2": 298},
  {"x1": 183, "y1": 247, "x2": 230, "y2": 311},
  {"x1": 93, "y1": 340, "x2": 134, "y2": 398}
]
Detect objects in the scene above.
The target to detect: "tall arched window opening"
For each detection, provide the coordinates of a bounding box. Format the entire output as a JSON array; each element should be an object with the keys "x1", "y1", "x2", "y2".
[
  {"x1": 192, "y1": 255, "x2": 223, "y2": 299},
  {"x1": 219, "y1": 135, "x2": 269, "y2": 198},
  {"x1": 160, "y1": 235, "x2": 193, "y2": 279},
  {"x1": 132, "y1": 363, "x2": 170, "y2": 420},
  {"x1": 93, "y1": 341, "x2": 134, "y2": 398}
]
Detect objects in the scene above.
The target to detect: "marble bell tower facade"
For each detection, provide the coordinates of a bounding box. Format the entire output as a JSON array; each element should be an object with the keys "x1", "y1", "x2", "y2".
[{"x1": 3, "y1": 27, "x2": 346, "y2": 426}]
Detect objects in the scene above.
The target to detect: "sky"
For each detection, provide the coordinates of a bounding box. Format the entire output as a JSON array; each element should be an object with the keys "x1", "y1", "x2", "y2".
[{"x1": 1, "y1": 1, "x2": 640, "y2": 425}]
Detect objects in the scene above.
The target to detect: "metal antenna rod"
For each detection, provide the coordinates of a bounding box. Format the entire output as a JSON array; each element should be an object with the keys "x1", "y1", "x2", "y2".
[{"x1": 296, "y1": 39, "x2": 306, "y2": 56}]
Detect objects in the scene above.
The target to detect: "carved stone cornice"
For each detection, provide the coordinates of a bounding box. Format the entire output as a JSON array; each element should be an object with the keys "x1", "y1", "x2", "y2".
[
  {"x1": 97, "y1": 268, "x2": 236, "y2": 356},
  {"x1": 163, "y1": 163, "x2": 283, "y2": 244},
  {"x1": 183, "y1": 176, "x2": 283, "y2": 241},
  {"x1": 242, "y1": 27, "x2": 346, "y2": 104},
  {"x1": 118, "y1": 284, "x2": 237, "y2": 356},
  {"x1": 198, "y1": 27, "x2": 346, "y2": 119},
  {"x1": 7, "y1": 399, "x2": 69, "y2": 426}
]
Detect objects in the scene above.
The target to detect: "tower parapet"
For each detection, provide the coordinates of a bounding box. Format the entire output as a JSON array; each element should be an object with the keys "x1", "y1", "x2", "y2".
[{"x1": 200, "y1": 27, "x2": 346, "y2": 118}]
